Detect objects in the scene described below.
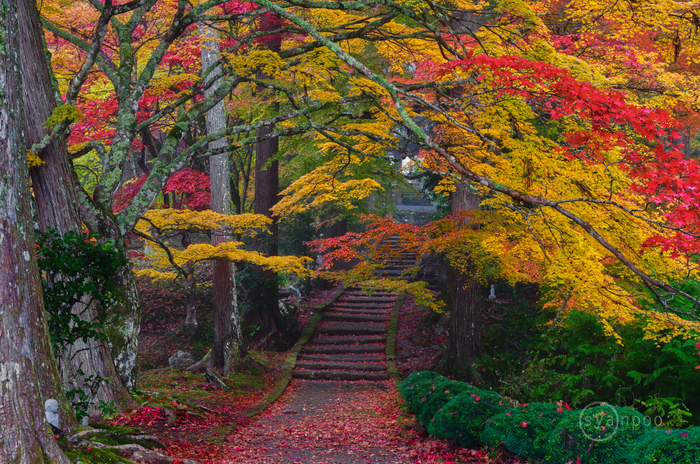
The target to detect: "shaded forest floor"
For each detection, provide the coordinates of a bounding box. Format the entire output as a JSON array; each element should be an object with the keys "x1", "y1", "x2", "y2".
[{"x1": 107, "y1": 284, "x2": 523, "y2": 464}]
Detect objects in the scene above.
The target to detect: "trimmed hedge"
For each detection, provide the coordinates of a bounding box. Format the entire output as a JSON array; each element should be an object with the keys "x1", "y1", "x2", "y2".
[
  {"x1": 481, "y1": 403, "x2": 571, "y2": 461},
  {"x1": 624, "y1": 428, "x2": 700, "y2": 464},
  {"x1": 398, "y1": 371, "x2": 698, "y2": 464},
  {"x1": 543, "y1": 405, "x2": 650, "y2": 464}
]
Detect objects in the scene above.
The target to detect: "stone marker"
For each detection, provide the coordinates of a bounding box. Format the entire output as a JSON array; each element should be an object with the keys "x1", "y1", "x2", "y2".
[
  {"x1": 45, "y1": 398, "x2": 59, "y2": 428},
  {"x1": 168, "y1": 350, "x2": 195, "y2": 369}
]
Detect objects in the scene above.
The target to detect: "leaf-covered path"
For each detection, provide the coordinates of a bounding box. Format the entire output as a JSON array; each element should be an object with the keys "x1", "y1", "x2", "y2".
[
  {"x1": 218, "y1": 378, "x2": 490, "y2": 463},
  {"x1": 219, "y1": 379, "x2": 451, "y2": 463}
]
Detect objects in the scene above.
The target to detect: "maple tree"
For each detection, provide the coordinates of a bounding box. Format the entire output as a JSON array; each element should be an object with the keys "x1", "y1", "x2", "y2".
[
  {"x1": 30, "y1": 0, "x2": 444, "y2": 383},
  {"x1": 29, "y1": 0, "x2": 700, "y2": 379},
  {"x1": 131, "y1": 190, "x2": 312, "y2": 372},
  {"x1": 11, "y1": 0, "x2": 700, "y2": 460},
  {"x1": 274, "y1": 0, "x2": 700, "y2": 372}
]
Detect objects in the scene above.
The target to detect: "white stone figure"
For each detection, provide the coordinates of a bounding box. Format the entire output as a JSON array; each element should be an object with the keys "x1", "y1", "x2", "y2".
[
  {"x1": 44, "y1": 398, "x2": 59, "y2": 428},
  {"x1": 488, "y1": 284, "x2": 497, "y2": 300}
]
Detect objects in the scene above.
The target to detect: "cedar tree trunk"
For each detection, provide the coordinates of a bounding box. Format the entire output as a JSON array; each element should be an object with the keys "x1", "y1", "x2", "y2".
[
  {"x1": 247, "y1": 24, "x2": 282, "y2": 336},
  {"x1": 76, "y1": 196, "x2": 143, "y2": 392},
  {"x1": 441, "y1": 182, "x2": 483, "y2": 379},
  {"x1": 18, "y1": 0, "x2": 136, "y2": 413},
  {"x1": 0, "y1": 2, "x2": 71, "y2": 460}
]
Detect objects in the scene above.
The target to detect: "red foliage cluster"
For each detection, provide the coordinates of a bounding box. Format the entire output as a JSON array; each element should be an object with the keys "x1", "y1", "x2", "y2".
[
  {"x1": 309, "y1": 215, "x2": 423, "y2": 269},
  {"x1": 113, "y1": 175, "x2": 148, "y2": 213},
  {"x1": 427, "y1": 54, "x2": 700, "y2": 258},
  {"x1": 163, "y1": 168, "x2": 211, "y2": 210}
]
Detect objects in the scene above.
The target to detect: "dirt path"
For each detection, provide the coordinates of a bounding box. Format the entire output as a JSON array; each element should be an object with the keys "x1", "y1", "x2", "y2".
[{"x1": 218, "y1": 380, "x2": 428, "y2": 463}]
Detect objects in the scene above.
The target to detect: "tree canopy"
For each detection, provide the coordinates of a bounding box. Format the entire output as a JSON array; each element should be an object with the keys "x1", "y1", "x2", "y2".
[{"x1": 30, "y1": 0, "x2": 700, "y2": 347}]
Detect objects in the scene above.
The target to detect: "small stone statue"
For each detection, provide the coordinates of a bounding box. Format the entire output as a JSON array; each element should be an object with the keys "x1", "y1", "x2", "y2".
[
  {"x1": 488, "y1": 284, "x2": 497, "y2": 300},
  {"x1": 45, "y1": 398, "x2": 59, "y2": 428}
]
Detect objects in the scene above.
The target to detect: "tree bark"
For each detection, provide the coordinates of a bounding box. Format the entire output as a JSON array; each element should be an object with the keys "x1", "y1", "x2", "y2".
[
  {"x1": 248, "y1": 124, "x2": 281, "y2": 334},
  {"x1": 76, "y1": 192, "x2": 143, "y2": 393},
  {"x1": 247, "y1": 25, "x2": 282, "y2": 336},
  {"x1": 0, "y1": 2, "x2": 71, "y2": 460},
  {"x1": 200, "y1": 23, "x2": 245, "y2": 374},
  {"x1": 19, "y1": 0, "x2": 136, "y2": 413},
  {"x1": 440, "y1": 182, "x2": 483, "y2": 379},
  {"x1": 442, "y1": 263, "x2": 482, "y2": 377},
  {"x1": 184, "y1": 271, "x2": 198, "y2": 335}
]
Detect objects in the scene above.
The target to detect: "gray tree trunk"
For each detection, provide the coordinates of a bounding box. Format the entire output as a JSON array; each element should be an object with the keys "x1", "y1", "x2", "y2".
[
  {"x1": 77, "y1": 202, "x2": 143, "y2": 392},
  {"x1": 18, "y1": 0, "x2": 137, "y2": 412},
  {"x1": 441, "y1": 182, "x2": 483, "y2": 379},
  {"x1": 200, "y1": 24, "x2": 244, "y2": 374},
  {"x1": 0, "y1": 2, "x2": 71, "y2": 460},
  {"x1": 184, "y1": 269, "x2": 198, "y2": 335}
]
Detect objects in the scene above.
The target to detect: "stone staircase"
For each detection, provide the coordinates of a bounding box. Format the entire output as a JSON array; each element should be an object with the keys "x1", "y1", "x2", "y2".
[
  {"x1": 292, "y1": 237, "x2": 417, "y2": 381},
  {"x1": 371, "y1": 235, "x2": 417, "y2": 280}
]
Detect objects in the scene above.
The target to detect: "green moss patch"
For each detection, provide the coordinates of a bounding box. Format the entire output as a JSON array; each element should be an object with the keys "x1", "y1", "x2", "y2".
[{"x1": 64, "y1": 447, "x2": 133, "y2": 464}]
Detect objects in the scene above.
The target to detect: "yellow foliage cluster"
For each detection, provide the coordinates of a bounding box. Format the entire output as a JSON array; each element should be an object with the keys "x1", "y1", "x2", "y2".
[
  {"x1": 273, "y1": 155, "x2": 383, "y2": 218},
  {"x1": 144, "y1": 241, "x2": 312, "y2": 278},
  {"x1": 135, "y1": 208, "x2": 312, "y2": 279},
  {"x1": 136, "y1": 209, "x2": 271, "y2": 237},
  {"x1": 27, "y1": 150, "x2": 45, "y2": 168}
]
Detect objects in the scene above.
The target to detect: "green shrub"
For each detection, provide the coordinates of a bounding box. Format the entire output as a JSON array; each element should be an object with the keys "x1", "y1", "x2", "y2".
[
  {"x1": 624, "y1": 428, "x2": 700, "y2": 464},
  {"x1": 428, "y1": 388, "x2": 510, "y2": 447},
  {"x1": 403, "y1": 378, "x2": 451, "y2": 414},
  {"x1": 398, "y1": 371, "x2": 445, "y2": 393},
  {"x1": 478, "y1": 300, "x2": 700, "y2": 424},
  {"x1": 416, "y1": 381, "x2": 475, "y2": 426},
  {"x1": 481, "y1": 402, "x2": 572, "y2": 461},
  {"x1": 36, "y1": 228, "x2": 128, "y2": 355},
  {"x1": 398, "y1": 371, "x2": 447, "y2": 410},
  {"x1": 543, "y1": 405, "x2": 651, "y2": 464}
]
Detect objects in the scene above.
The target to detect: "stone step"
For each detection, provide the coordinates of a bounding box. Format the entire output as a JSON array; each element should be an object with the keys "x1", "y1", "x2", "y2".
[
  {"x1": 296, "y1": 361, "x2": 386, "y2": 371},
  {"x1": 318, "y1": 320, "x2": 387, "y2": 330},
  {"x1": 298, "y1": 353, "x2": 386, "y2": 362},
  {"x1": 302, "y1": 344, "x2": 385, "y2": 354},
  {"x1": 324, "y1": 312, "x2": 390, "y2": 323},
  {"x1": 344, "y1": 289, "x2": 397, "y2": 296},
  {"x1": 324, "y1": 307, "x2": 391, "y2": 316},
  {"x1": 369, "y1": 274, "x2": 412, "y2": 281},
  {"x1": 372, "y1": 269, "x2": 408, "y2": 276},
  {"x1": 311, "y1": 334, "x2": 387, "y2": 345},
  {"x1": 317, "y1": 326, "x2": 387, "y2": 336},
  {"x1": 329, "y1": 302, "x2": 394, "y2": 309},
  {"x1": 292, "y1": 369, "x2": 389, "y2": 381},
  {"x1": 380, "y1": 265, "x2": 418, "y2": 271},
  {"x1": 336, "y1": 296, "x2": 397, "y2": 303}
]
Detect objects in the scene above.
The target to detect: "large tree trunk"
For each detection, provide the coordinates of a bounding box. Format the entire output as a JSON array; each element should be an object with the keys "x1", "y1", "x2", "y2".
[
  {"x1": 246, "y1": 25, "x2": 282, "y2": 336},
  {"x1": 77, "y1": 195, "x2": 143, "y2": 393},
  {"x1": 442, "y1": 264, "x2": 482, "y2": 376},
  {"x1": 248, "y1": 124, "x2": 281, "y2": 334},
  {"x1": 19, "y1": 0, "x2": 136, "y2": 414},
  {"x1": 201, "y1": 24, "x2": 245, "y2": 374},
  {"x1": 440, "y1": 182, "x2": 483, "y2": 379},
  {"x1": 0, "y1": 2, "x2": 71, "y2": 459}
]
